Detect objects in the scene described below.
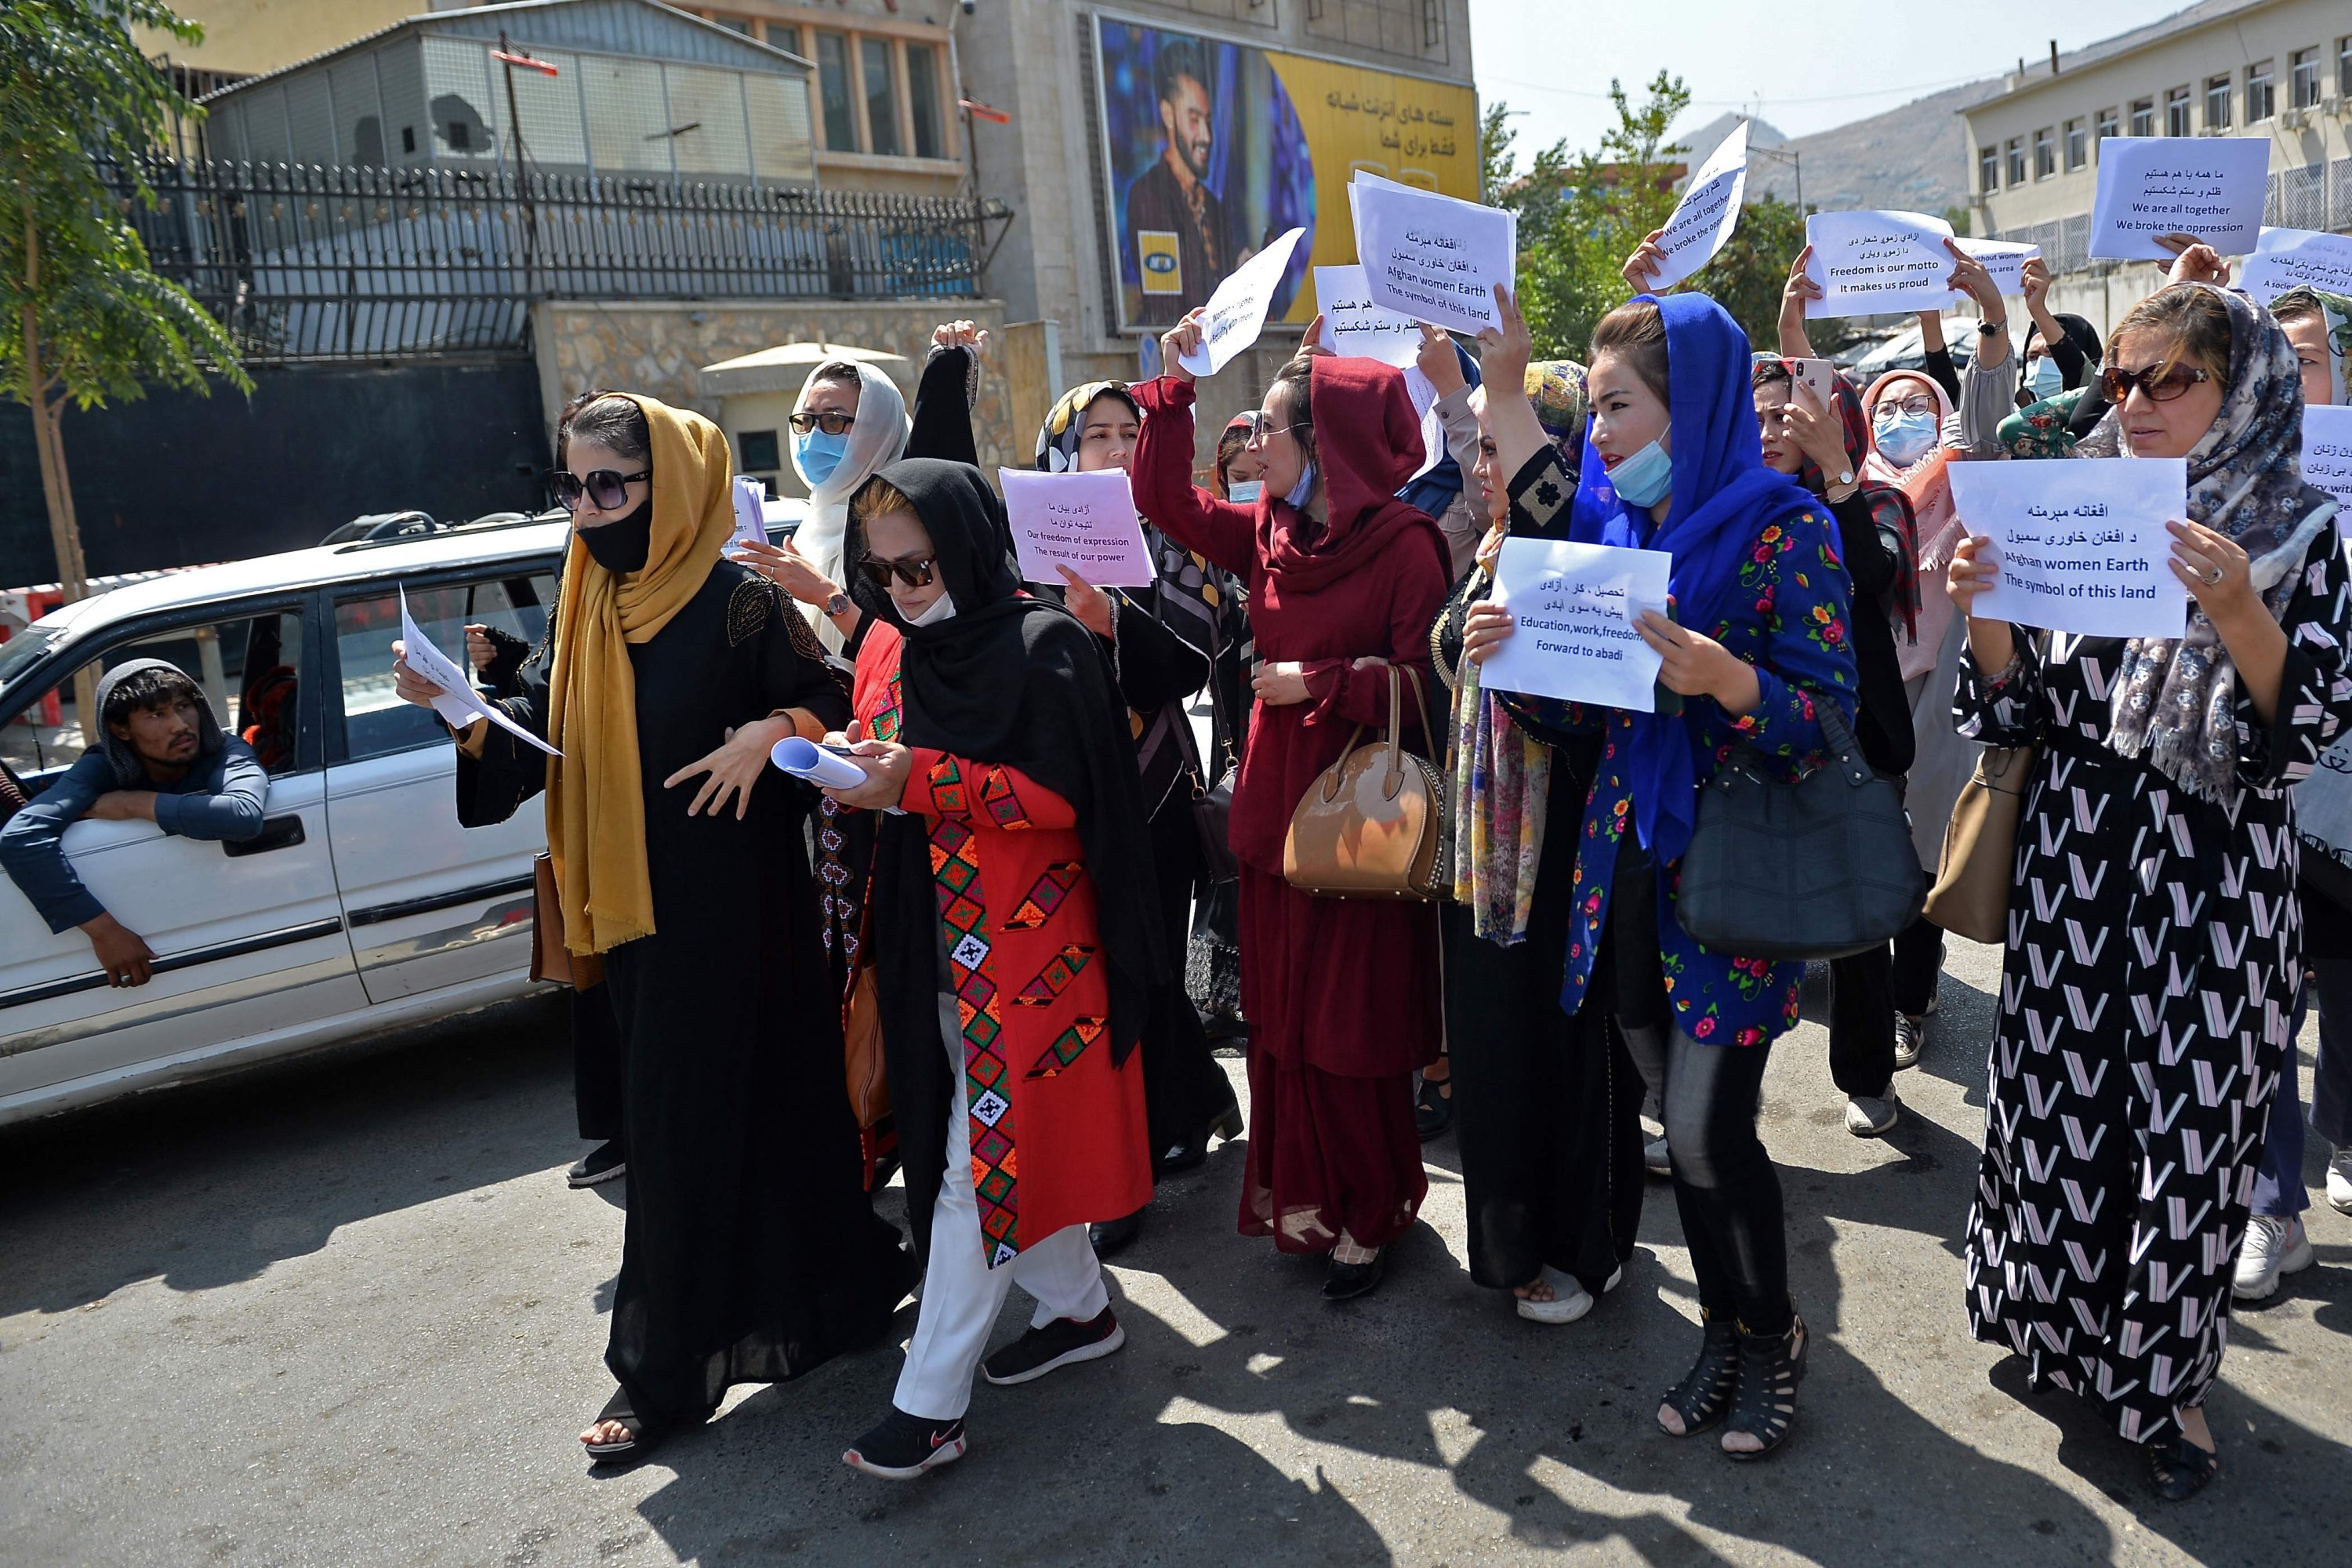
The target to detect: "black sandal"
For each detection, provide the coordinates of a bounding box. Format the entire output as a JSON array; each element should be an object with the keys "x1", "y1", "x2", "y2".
[
  {"x1": 2144, "y1": 1433, "x2": 2220, "y2": 1501},
  {"x1": 1722, "y1": 1309, "x2": 1808, "y2": 1461},
  {"x1": 583, "y1": 1389, "x2": 685, "y2": 1468},
  {"x1": 1414, "y1": 1069, "x2": 1454, "y2": 1142},
  {"x1": 1657, "y1": 1309, "x2": 1740, "y2": 1436}
]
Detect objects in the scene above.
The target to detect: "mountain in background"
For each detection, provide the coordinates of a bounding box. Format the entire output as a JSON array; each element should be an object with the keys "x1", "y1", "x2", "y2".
[{"x1": 1672, "y1": 78, "x2": 2005, "y2": 220}]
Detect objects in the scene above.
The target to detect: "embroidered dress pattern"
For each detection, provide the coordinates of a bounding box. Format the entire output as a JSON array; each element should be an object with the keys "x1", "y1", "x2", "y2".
[{"x1": 931, "y1": 757, "x2": 1020, "y2": 1267}]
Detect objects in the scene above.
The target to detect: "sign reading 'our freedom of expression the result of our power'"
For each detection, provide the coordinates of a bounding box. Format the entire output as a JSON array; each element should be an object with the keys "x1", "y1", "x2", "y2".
[{"x1": 997, "y1": 467, "x2": 1158, "y2": 588}]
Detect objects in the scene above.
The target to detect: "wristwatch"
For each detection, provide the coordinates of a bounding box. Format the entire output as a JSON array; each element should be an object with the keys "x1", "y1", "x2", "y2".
[
  {"x1": 823, "y1": 590, "x2": 851, "y2": 618},
  {"x1": 1977, "y1": 317, "x2": 2008, "y2": 337}
]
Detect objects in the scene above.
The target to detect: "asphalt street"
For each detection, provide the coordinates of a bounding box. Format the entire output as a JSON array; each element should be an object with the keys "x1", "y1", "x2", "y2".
[{"x1": 2, "y1": 934, "x2": 2347, "y2": 1567}]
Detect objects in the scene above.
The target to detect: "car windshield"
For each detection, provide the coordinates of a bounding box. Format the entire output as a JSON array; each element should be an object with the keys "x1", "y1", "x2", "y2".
[{"x1": 0, "y1": 623, "x2": 68, "y2": 697}]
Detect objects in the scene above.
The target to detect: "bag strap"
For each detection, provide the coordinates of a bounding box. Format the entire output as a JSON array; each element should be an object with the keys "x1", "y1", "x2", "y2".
[{"x1": 1813, "y1": 699, "x2": 1873, "y2": 787}]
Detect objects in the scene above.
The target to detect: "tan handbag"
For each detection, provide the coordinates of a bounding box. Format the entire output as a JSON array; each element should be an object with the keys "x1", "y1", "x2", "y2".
[
  {"x1": 1922, "y1": 744, "x2": 2038, "y2": 945},
  {"x1": 841, "y1": 962, "x2": 891, "y2": 1131},
  {"x1": 528, "y1": 852, "x2": 573, "y2": 986},
  {"x1": 1283, "y1": 663, "x2": 1449, "y2": 899}
]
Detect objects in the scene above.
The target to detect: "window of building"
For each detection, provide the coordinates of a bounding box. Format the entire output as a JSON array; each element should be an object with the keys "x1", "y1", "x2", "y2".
[
  {"x1": 2246, "y1": 60, "x2": 2274, "y2": 122},
  {"x1": 1979, "y1": 145, "x2": 1999, "y2": 195},
  {"x1": 906, "y1": 41, "x2": 945, "y2": 161},
  {"x1": 2165, "y1": 85, "x2": 2191, "y2": 136},
  {"x1": 2342, "y1": 36, "x2": 2352, "y2": 97},
  {"x1": 2032, "y1": 127, "x2": 2055, "y2": 179},
  {"x1": 2128, "y1": 98, "x2": 2153, "y2": 136},
  {"x1": 859, "y1": 36, "x2": 901, "y2": 157},
  {"x1": 2205, "y1": 74, "x2": 2231, "y2": 129},
  {"x1": 2004, "y1": 136, "x2": 2025, "y2": 187},
  {"x1": 768, "y1": 24, "x2": 800, "y2": 57},
  {"x1": 814, "y1": 31, "x2": 855, "y2": 152},
  {"x1": 2063, "y1": 118, "x2": 2085, "y2": 170},
  {"x1": 702, "y1": 11, "x2": 753, "y2": 34},
  {"x1": 2095, "y1": 106, "x2": 2119, "y2": 153},
  {"x1": 2290, "y1": 49, "x2": 2319, "y2": 109}
]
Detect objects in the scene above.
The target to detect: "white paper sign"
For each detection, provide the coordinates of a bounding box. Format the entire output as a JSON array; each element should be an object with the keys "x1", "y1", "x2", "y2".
[
  {"x1": 2305, "y1": 405, "x2": 2352, "y2": 531},
  {"x1": 397, "y1": 588, "x2": 561, "y2": 757},
  {"x1": 2241, "y1": 227, "x2": 2352, "y2": 304},
  {"x1": 996, "y1": 468, "x2": 1158, "y2": 588},
  {"x1": 1348, "y1": 174, "x2": 1517, "y2": 336},
  {"x1": 1955, "y1": 237, "x2": 2039, "y2": 300},
  {"x1": 1176, "y1": 226, "x2": 1307, "y2": 377},
  {"x1": 769, "y1": 735, "x2": 869, "y2": 789},
  {"x1": 2089, "y1": 136, "x2": 2271, "y2": 260},
  {"x1": 731, "y1": 475, "x2": 768, "y2": 550},
  {"x1": 1804, "y1": 209, "x2": 1956, "y2": 318},
  {"x1": 1481, "y1": 539, "x2": 1671, "y2": 711},
  {"x1": 1947, "y1": 459, "x2": 2190, "y2": 638},
  {"x1": 1313, "y1": 263, "x2": 1423, "y2": 367},
  {"x1": 1646, "y1": 120, "x2": 1749, "y2": 291}
]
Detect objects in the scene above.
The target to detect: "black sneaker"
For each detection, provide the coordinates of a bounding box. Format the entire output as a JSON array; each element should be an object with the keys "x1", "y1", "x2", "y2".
[
  {"x1": 981, "y1": 1306, "x2": 1125, "y2": 1386},
  {"x1": 843, "y1": 1407, "x2": 967, "y2": 1480},
  {"x1": 568, "y1": 1141, "x2": 626, "y2": 1189}
]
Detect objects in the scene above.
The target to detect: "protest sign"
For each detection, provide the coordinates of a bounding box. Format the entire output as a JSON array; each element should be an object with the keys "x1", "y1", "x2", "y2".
[
  {"x1": 397, "y1": 588, "x2": 561, "y2": 757},
  {"x1": 1803, "y1": 210, "x2": 1956, "y2": 318},
  {"x1": 1176, "y1": 227, "x2": 1308, "y2": 377},
  {"x1": 1645, "y1": 120, "x2": 1749, "y2": 291},
  {"x1": 1480, "y1": 539, "x2": 1671, "y2": 711},
  {"x1": 2241, "y1": 227, "x2": 2352, "y2": 304},
  {"x1": 769, "y1": 735, "x2": 869, "y2": 790},
  {"x1": 1947, "y1": 459, "x2": 2189, "y2": 638},
  {"x1": 997, "y1": 468, "x2": 1158, "y2": 588},
  {"x1": 1348, "y1": 173, "x2": 1516, "y2": 336},
  {"x1": 731, "y1": 476, "x2": 768, "y2": 551},
  {"x1": 2305, "y1": 405, "x2": 2352, "y2": 530},
  {"x1": 1313, "y1": 263, "x2": 1424, "y2": 366},
  {"x1": 1955, "y1": 237, "x2": 2039, "y2": 300},
  {"x1": 2089, "y1": 136, "x2": 2270, "y2": 260}
]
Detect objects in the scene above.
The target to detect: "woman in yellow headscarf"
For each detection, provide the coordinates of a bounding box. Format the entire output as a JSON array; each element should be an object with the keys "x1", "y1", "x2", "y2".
[{"x1": 393, "y1": 392, "x2": 915, "y2": 1466}]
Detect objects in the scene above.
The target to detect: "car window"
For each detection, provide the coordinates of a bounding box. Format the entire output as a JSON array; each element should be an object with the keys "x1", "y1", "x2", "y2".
[
  {"x1": 336, "y1": 572, "x2": 556, "y2": 761},
  {"x1": 0, "y1": 608, "x2": 307, "y2": 786}
]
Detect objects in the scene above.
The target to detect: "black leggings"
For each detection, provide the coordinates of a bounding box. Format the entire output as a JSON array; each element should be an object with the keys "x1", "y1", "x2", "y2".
[{"x1": 1633, "y1": 1023, "x2": 1789, "y2": 1335}]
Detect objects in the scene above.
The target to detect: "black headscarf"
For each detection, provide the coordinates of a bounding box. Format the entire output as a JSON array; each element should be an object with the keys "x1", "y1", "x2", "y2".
[
  {"x1": 2022, "y1": 311, "x2": 2105, "y2": 390},
  {"x1": 847, "y1": 458, "x2": 1165, "y2": 1064}
]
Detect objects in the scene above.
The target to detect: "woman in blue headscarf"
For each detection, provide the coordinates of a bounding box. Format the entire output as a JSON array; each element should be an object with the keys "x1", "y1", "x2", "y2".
[{"x1": 1459, "y1": 285, "x2": 1860, "y2": 1461}]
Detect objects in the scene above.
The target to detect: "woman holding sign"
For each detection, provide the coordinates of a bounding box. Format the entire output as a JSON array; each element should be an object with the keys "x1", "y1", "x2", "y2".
[
  {"x1": 1135, "y1": 316, "x2": 1453, "y2": 1301},
  {"x1": 1460, "y1": 286, "x2": 1860, "y2": 1460},
  {"x1": 1947, "y1": 284, "x2": 2352, "y2": 1499}
]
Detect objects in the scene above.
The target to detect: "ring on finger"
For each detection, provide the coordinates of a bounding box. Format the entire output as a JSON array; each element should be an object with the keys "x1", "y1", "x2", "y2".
[{"x1": 2201, "y1": 564, "x2": 2223, "y2": 586}]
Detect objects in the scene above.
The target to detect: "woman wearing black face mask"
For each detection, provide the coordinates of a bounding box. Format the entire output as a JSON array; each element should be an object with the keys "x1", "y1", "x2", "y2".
[{"x1": 392, "y1": 392, "x2": 916, "y2": 1467}]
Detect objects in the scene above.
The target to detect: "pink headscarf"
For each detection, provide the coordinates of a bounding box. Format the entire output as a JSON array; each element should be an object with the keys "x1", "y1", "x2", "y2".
[{"x1": 1862, "y1": 369, "x2": 1958, "y2": 682}]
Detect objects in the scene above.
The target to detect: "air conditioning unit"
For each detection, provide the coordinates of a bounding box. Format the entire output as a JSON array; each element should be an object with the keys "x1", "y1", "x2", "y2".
[{"x1": 2281, "y1": 107, "x2": 2308, "y2": 129}]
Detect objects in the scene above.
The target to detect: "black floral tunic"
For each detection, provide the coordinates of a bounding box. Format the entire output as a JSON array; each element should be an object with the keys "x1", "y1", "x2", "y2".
[{"x1": 1956, "y1": 525, "x2": 2352, "y2": 1444}]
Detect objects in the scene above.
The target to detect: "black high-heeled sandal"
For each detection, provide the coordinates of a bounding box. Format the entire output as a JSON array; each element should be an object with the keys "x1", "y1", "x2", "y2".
[
  {"x1": 2144, "y1": 1433, "x2": 2220, "y2": 1501},
  {"x1": 1722, "y1": 1309, "x2": 1807, "y2": 1461},
  {"x1": 1657, "y1": 1310, "x2": 1740, "y2": 1436},
  {"x1": 1160, "y1": 1098, "x2": 1245, "y2": 1173}
]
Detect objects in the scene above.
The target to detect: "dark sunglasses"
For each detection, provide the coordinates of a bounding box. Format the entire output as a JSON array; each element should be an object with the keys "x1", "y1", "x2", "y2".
[
  {"x1": 789, "y1": 409, "x2": 857, "y2": 436},
  {"x1": 855, "y1": 554, "x2": 938, "y2": 590},
  {"x1": 2099, "y1": 362, "x2": 2210, "y2": 405},
  {"x1": 551, "y1": 467, "x2": 650, "y2": 511}
]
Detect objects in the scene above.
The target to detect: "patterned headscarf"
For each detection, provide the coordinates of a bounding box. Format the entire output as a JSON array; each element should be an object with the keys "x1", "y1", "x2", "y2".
[
  {"x1": 2274, "y1": 286, "x2": 2351, "y2": 406},
  {"x1": 2105, "y1": 285, "x2": 2342, "y2": 800}
]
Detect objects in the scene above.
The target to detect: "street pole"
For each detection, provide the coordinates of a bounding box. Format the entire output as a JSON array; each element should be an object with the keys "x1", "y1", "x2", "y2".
[{"x1": 497, "y1": 30, "x2": 539, "y2": 299}]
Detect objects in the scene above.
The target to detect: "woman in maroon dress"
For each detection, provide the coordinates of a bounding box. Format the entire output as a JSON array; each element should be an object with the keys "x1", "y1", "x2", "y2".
[{"x1": 1132, "y1": 320, "x2": 1451, "y2": 1298}]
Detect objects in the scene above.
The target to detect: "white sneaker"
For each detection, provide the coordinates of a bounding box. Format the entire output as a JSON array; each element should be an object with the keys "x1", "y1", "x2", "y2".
[
  {"x1": 2328, "y1": 1149, "x2": 2352, "y2": 1216},
  {"x1": 1845, "y1": 1091, "x2": 1900, "y2": 1137},
  {"x1": 2233, "y1": 1214, "x2": 2315, "y2": 1301},
  {"x1": 1515, "y1": 1265, "x2": 1595, "y2": 1324}
]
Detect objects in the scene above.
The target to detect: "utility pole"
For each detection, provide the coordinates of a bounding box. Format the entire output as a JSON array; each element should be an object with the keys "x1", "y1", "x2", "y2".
[{"x1": 492, "y1": 32, "x2": 558, "y2": 298}]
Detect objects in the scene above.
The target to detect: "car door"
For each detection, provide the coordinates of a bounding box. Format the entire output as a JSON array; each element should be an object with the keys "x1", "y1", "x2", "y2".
[
  {"x1": 323, "y1": 565, "x2": 555, "y2": 1004},
  {"x1": 0, "y1": 601, "x2": 362, "y2": 1113}
]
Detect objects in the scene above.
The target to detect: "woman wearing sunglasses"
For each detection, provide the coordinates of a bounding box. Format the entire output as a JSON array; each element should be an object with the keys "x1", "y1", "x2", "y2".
[
  {"x1": 1948, "y1": 284, "x2": 2352, "y2": 1500},
  {"x1": 392, "y1": 393, "x2": 917, "y2": 1467},
  {"x1": 1131, "y1": 310, "x2": 1454, "y2": 1301}
]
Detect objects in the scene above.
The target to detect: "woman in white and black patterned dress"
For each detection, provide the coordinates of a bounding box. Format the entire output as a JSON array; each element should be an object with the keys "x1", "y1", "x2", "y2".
[{"x1": 1947, "y1": 282, "x2": 2352, "y2": 1500}]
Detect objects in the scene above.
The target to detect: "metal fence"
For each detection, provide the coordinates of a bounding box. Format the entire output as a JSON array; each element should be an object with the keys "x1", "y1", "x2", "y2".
[{"x1": 111, "y1": 158, "x2": 990, "y2": 362}]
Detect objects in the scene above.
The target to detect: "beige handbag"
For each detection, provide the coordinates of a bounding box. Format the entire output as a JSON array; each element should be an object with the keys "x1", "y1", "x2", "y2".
[
  {"x1": 1922, "y1": 744, "x2": 2038, "y2": 945},
  {"x1": 1283, "y1": 663, "x2": 1450, "y2": 899}
]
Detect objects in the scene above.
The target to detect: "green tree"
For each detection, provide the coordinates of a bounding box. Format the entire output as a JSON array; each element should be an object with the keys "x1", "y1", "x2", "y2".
[{"x1": 2, "y1": 0, "x2": 246, "y2": 614}]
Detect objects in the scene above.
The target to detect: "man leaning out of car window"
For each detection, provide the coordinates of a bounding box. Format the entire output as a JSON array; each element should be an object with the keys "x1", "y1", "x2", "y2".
[{"x1": 0, "y1": 659, "x2": 267, "y2": 987}]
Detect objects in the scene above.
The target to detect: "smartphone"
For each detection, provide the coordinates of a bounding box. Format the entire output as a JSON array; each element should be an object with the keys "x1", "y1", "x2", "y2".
[{"x1": 1785, "y1": 358, "x2": 1837, "y2": 408}]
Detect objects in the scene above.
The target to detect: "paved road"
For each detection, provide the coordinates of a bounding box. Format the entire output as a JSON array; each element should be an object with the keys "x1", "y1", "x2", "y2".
[{"x1": 3, "y1": 935, "x2": 2347, "y2": 1566}]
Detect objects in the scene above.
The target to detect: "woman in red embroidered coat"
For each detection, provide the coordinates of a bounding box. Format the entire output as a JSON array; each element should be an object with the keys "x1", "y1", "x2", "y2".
[
  {"x1": 822, "y1": 459, "x2": 1163, "y2": 1479},
  {"x1": 1132, "y1": 328, "x2": 1452, "y2": 1298}
]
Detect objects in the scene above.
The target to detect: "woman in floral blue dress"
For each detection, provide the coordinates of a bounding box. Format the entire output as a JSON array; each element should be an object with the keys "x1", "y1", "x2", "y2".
[{"x1": 1459, "y1": 287, "x2": 1860, "y2": 1460}]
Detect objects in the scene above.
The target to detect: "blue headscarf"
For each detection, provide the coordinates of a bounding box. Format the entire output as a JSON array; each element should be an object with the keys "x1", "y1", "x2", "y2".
[
  {"x1": 1568, "y1": 292, "x2": 1817, "y2": 865},
  {"x1": 1395, "y1": 340, "x2": 1482, "y2": 519}
]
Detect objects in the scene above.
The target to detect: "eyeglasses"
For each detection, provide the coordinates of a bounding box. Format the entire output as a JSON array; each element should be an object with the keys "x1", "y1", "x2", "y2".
[
  {"x1": 551, "y1": 467, "x2": 650, "y2": 512},
  {"x1": 789, "y1": 409, "x2": 857, "y2": 437},
  {"x1": 855, "y1": 554, "x2": 938, "y2": 590},
  {"x1": 2099, "y1": 362, "x2": 2211, "y2": 405},
  {"x1": 1872, "y1": 396, "x2": 1937, "y2": 422},
  {"x1": 1240, "y1": 410, "x2": 1308, "y2": 448}
]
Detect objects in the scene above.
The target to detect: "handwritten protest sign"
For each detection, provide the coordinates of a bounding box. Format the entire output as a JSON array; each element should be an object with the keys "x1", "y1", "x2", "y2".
[
  {"x1": 1645, "y1": 120, "x2": 1749, "y2": 291},
  {"x1": 1176, "y1": 226, "x2": 1307, "y2": 377},
  {"x1": 2089, "y1": 136, "x2": 2270, "y2": 260},
  {"x1": 1480, "y1": 539, "x2": 1670, "y2": 711},
  {"x1": 2305, "y1": 405, "x2": 2352, "y2": 532},
  {"x1": 1955, "y1": 237, "x2": 2039, "y2": 300},
  {"x1": 397, "y1": 588, "x2": 561, "y2": 756},
  {"x1": 997, "y1": 468, "x2": 1157, "y2": 588},
  {"x1": 1313, "y1": 264, "x2": 1424, "y2": 367},
  {"x1": 2241, "y1": 227, "x2": 2352, "y2": 304},
  {"x1": 1349, "y1": 172, "x2": 1516, "y2": 336},
  {"x1": 1803, "y1": 210, "x2": 1956, "y2": 318},
  {"x1": 1947, "y1": 459, "x2": 2189, "y2": 638}
]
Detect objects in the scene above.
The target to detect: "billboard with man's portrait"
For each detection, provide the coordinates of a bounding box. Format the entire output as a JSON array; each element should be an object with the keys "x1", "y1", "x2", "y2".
[{"x1": 1093, "y1": 14, "x2": 1481, "y2": 336}]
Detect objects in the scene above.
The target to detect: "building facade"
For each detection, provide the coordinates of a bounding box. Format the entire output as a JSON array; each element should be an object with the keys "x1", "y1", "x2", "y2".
[{"x1": 1963, "y1": 0, "x2": 2352, "y2": 332}]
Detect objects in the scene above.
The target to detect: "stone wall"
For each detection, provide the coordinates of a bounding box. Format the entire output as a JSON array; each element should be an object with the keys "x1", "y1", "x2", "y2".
[{"x1": 532, "y1": 299, "x2": 1018, "y2": 470}]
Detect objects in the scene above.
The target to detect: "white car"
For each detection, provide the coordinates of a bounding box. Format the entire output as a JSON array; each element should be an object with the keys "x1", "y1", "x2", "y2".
[{"x1": 0, "y1": 512, "x2": 782, "y2": 1125}]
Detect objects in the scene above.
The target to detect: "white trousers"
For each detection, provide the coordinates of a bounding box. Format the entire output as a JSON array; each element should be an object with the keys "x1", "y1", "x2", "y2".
[{"x1": 894, "y1": 994, "x2": 1108, "y2": 1421}]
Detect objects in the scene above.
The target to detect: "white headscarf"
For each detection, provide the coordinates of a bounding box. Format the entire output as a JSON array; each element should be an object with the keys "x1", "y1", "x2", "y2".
[{"x1": 792, "y1": 358, "x2": 909, "y2": 649}]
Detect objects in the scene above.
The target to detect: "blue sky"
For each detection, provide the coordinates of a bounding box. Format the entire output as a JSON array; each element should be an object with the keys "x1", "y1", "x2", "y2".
[{"x1": 1467, "y1": 0, "x2": 2184, "y2": 154}]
